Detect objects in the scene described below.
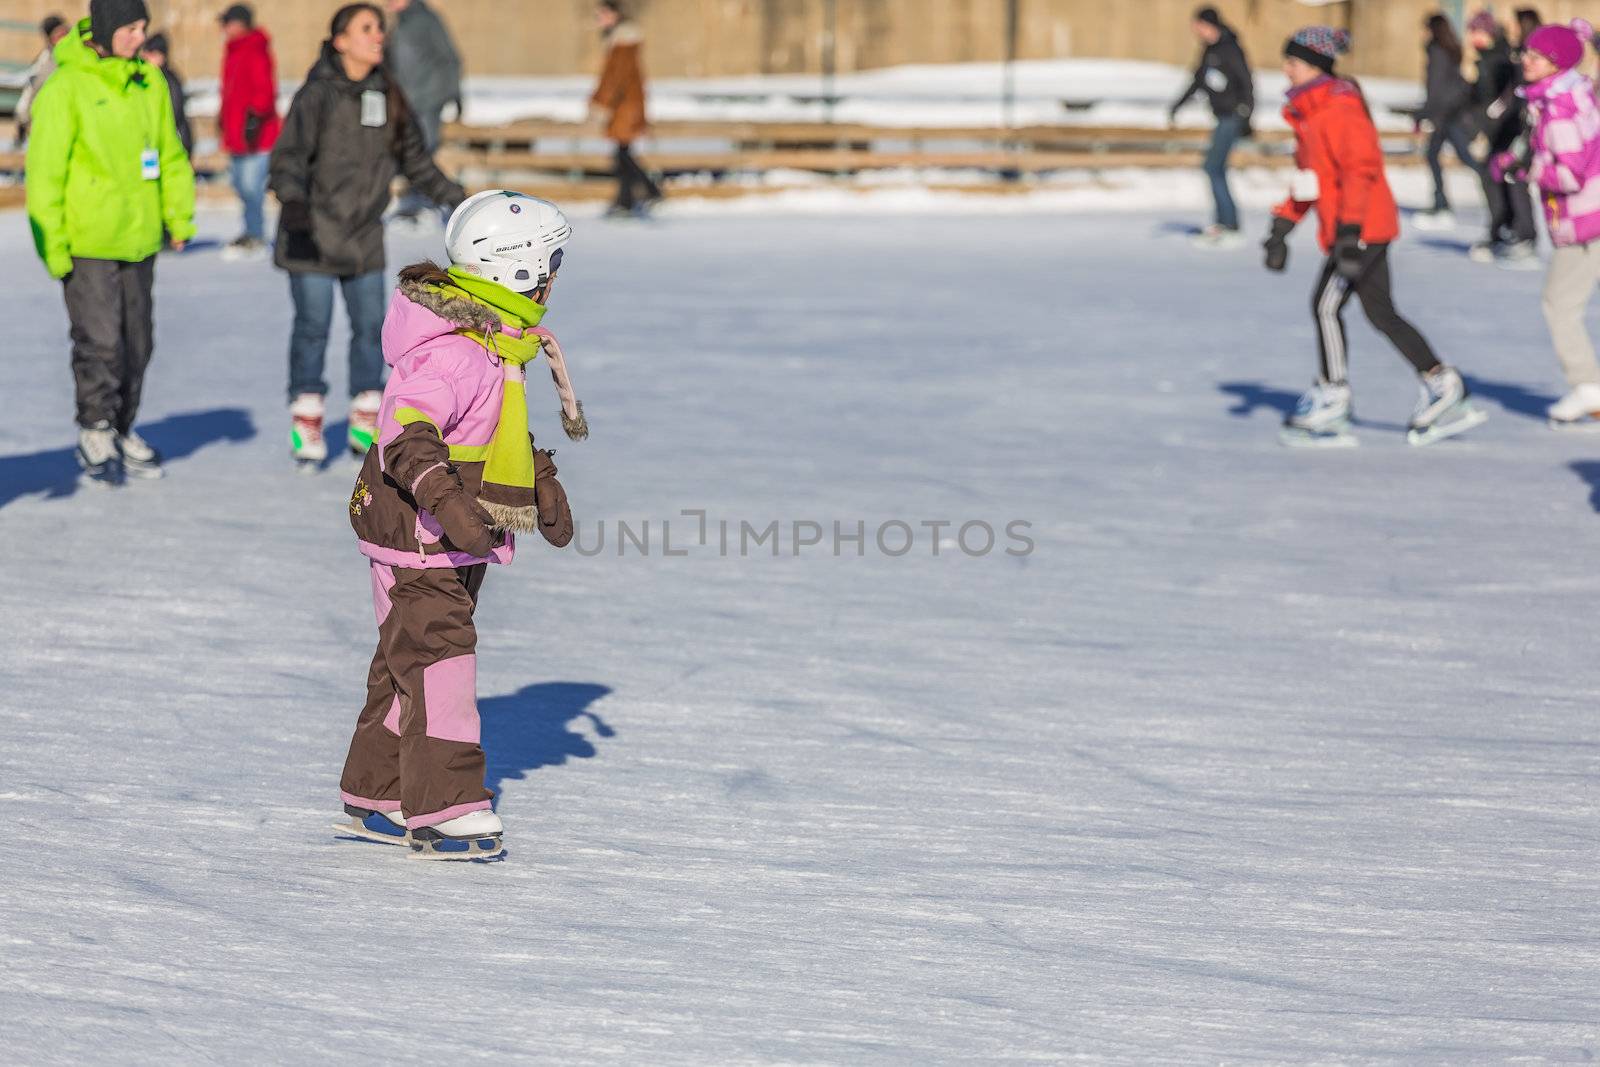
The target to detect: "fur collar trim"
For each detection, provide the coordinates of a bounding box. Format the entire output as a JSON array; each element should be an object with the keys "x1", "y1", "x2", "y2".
[{"x1": 398, "y1": 276, "x2": 504, "y2": 335}]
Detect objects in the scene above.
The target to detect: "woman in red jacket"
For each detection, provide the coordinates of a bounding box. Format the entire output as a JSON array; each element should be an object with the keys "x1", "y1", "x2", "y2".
[
  {"x1": 1264, "y1": 27, "x2": 1485, "y2": 447},
  {"x1": 218, "y1": 4, "x2": 281, "y2": 260}
]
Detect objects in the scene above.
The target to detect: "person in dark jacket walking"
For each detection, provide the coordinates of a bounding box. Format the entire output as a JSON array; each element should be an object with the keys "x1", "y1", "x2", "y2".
[
  {"x1": 1467, "y1": 9, "x2": 1538, "y2": 263},
  {"x1": 1416, "y1": 13, "x2": 1486, "y2": 230},
  {"x1": 268, "y1": 2, "x2": 465, "y2": 467},
  {"x1": 139, "y1": 33, "x2": 192, "y2": 157},
  {"x1": 1170, "y1": 6, "x2": 1254, "y2": 247},
  {"x1": 385, "y1": 0, "x2": 462, "y2": 221}
]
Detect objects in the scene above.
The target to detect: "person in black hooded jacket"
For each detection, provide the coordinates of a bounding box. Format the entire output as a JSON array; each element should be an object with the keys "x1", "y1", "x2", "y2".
[
  {"x1": 1467, "y1": 9, "x2": 1537, "y2": 259},
  {"x1": 1170, "y1": 6, "x2": 1254, "y2": 245},
  {"x1": 268, "y1": 2, "x2": 464, "y2": 464}
]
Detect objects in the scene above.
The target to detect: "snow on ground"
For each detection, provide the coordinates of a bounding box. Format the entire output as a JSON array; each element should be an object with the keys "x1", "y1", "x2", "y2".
[
  {"x1": 1, "y1": 196, "x2": 1597, "y2": 1063},
  {"x1": 174, "y1": 58, "x2": 1426, "y2": 133}
]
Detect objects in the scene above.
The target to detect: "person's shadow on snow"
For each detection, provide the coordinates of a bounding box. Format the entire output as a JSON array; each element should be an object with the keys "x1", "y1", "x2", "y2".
[
  {"x1": 1218, "y1": 381, "x2": 1300, "y2": 418},
  {"x1": 0, "y1": 407, "x2": 256, "y2": 511},
  {"x1": 1462, "y1": 376, "x2": 1559, "y2": 421},
  {"x1": 1569, "y1": 461, "x2": 1600, "y2": 513},
  {"x1": 481, "y1": 682, "x2": 614, "y2": 801}
]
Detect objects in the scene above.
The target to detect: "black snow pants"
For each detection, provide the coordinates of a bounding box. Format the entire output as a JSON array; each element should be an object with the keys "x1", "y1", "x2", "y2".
[
  {"x1": 612, "y1": 143, "x2": 661, "y2": 211},
  {"x1": 63, "y1": 256, "x2": 157, "y2": 433},
  {"x1": 1312, "y1": 244, "x2": 1441, "y2": 385}
]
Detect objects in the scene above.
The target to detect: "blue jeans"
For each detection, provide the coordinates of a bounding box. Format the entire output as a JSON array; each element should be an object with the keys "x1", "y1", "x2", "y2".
[
  {"x1": 287, "y1": 271, "x2": 387, "y2": 402},
  {"x1": 1204, "y1": 116, "x2": 1244, "y2": 231},
  {"x1": 230, "y1": 152, "x2": 270, "y2": 242}
]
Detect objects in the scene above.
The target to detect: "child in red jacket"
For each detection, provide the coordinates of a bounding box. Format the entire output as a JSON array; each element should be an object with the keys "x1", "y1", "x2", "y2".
[{"x1": 1264, "y1": 27, "x2": 1486, "y2": 447}]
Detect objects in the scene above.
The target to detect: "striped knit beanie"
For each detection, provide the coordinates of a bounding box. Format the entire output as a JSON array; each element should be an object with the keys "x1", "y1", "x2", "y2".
[{"x1": 1284, "y1": 26, "x2": 1352, "y2": 75}]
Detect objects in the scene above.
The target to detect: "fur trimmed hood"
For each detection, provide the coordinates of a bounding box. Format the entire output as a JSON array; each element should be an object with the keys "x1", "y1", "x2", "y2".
[{"x1": 395, "y1": 264, "x2": 503, "y2": 336}]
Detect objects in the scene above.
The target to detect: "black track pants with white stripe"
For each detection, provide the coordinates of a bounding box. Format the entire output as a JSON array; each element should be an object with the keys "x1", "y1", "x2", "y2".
[{"x1": 1311, "y1": 243, "x2": 1441, "y2": 384}]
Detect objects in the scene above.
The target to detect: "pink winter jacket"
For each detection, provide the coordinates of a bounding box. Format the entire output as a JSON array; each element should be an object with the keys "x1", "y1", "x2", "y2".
[
  {"x1": 1523, "y1": 69, "x2": 1600, "y2": 247},
  {"x1": 350, "y1": 277, "x2": 518, "y2": 568}
]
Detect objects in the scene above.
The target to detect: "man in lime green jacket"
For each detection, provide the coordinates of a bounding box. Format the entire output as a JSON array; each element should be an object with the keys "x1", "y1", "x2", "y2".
[{"x1": 25, "y1": 2, "x2": 196, "y2": 486}]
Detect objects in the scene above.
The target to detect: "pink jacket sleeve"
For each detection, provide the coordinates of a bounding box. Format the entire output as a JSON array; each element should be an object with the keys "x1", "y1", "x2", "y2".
[{"x1": 1532, "y1": 96, "x2": 1600, "y2": 195}]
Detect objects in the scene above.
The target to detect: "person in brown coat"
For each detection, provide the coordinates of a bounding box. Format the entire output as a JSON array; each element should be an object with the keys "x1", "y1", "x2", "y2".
[{"x1": 590, "y1": 1, "x2": 660, "y2": 217}]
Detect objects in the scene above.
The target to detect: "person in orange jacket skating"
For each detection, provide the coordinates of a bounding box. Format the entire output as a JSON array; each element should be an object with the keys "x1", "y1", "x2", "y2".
[{"x1": 1264, "y1": 26, "x2": 1486, "y2": 447}]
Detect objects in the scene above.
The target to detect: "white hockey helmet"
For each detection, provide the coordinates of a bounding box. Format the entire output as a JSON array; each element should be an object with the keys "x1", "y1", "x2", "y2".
[{"x1": 445, "y1": 189, "x2": 572, "y2": 294}]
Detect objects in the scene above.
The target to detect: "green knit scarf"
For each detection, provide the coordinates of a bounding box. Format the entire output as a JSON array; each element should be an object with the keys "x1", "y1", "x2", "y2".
[{"x1": 432, "y1": 267, "x2": 548, "y2": 531}]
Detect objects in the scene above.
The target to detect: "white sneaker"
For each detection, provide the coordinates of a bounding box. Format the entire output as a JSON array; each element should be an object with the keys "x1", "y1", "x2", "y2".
[
  {"x1": 118, "y1": 429, "x2": 164, "y2": 480},
  {"x1": 1468, "y1": 240, "x2": 1499, "y2": 264},
  {"x1": 1548, "y1": 382, "x2": 1600, "y2": 426},
  {"x1": 290, "y1": 393, "x2": 328, "y2": 465},
  {"x1": 348, "y1": 390, "x2": 383, "y2": 456}
]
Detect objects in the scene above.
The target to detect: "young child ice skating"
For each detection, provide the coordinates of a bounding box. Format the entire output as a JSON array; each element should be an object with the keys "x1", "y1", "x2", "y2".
[
  {"x1": 336, "y1": 190, "x2": 587, "y2": 860},
  {"x1": 1493, "y1": 19, "x2": 1600, "y2": 428},
  {"x1": 1265, "y1": 27, "x2": 1486, "y2": 447}
]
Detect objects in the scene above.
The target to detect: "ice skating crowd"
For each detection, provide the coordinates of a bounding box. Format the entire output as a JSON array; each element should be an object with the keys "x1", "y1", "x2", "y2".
[
  {"x1": 1177, "y1": 5, "x2": 1600, "y2": 445},
  {"x1": 13, "y1": 0, "x2": 1600, "y2": 858}
]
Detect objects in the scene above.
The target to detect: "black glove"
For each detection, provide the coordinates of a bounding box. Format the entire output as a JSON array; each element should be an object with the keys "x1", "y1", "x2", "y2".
[
  {"x1": 533, "y1": 448, "x2": 574, "y2": 548},
  {"x1": 1263, "y1": 217, "x2": 1294, "y2": 272},
  {"x1": 280, "y1": 200, "x2": 317, "y2": 261},
  {"x1": 1333, "y1": 223, "x2": 1366, "y2": 281},
  {"x1": 244, "y1": 111, "x2": 264, "y2": 151}
]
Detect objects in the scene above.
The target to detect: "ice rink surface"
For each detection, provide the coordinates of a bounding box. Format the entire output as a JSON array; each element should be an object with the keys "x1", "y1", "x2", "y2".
[{"x1": 0, "y1": 204, "x2": 1596, "y2": 1063}]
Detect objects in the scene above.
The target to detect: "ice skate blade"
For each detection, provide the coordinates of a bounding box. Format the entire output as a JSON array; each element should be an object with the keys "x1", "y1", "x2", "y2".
[
  {"x1": 123, "y1": 463, "x2": 164, "y2": 481},
  {"x1": 1549, "y1": 416, "x2": 1600, "y2": 433},
  {"x1": 1408, "y1": 403, "x2": 1488, "y2": 446},
  {"x1": 408, "y1": 835, "x2": 506, "y2": 862},
  {"x1": 332, "y1": 819, "x2": 412, "y2": 847},
  {"x1": 1279, "y1": 426, "x2": 1358, "y2": 449}
]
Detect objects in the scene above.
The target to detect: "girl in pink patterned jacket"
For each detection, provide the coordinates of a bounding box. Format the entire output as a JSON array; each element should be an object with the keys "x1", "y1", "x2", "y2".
[{"x1": 1497, "y1": 19, "x2": 1600, "y2": 426}]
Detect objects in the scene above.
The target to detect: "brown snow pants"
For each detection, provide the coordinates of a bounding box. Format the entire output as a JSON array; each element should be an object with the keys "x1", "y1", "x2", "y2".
[{"x1": 339, "y1": 562, "x2": 495, "y2": 829}]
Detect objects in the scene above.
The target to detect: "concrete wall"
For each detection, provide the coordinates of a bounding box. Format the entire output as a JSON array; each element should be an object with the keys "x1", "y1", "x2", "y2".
[{"x1": 7, "y1": 0, "x2": 1600, "y2": 88}]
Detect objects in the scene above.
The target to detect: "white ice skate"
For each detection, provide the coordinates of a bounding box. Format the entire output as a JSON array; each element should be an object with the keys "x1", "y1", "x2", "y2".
[
  {"x1": 1190, "y1": 225, "x2": 1246, "y2": 250},
  {"x1": 1408, "y1": 366, "x2": 1487, "y2": 446},
  {"x1": 290, "y1": 393, "x2": 328, "y2": 471},
  {"x1": 1547, "y1": 382, "x2": 1600, "y2": 431},
  {"x1": 1468, "y1": 240, "x2": 1498, "y2": 264},
  {"x1": 348, "y1": 390, "x2": 382, "y2": 457},
  {"x1": 1411, "y1": 209, "x2": 1457, "y2": 233},
  {"x1": 333, "y1": 806, "x2": 410, "y2": 847},
  {"x1": 409, "y1": 810, "x2": 505, "y2": 862},
  {"x1": 1280, "y1": 380, "x2": 1357, "y2": 448},
  {"x1": 77, "y1": 423, "x2": 124, "y2": 487},
  {"x1": 1496, "y1": 240, "x2": 1540, "y2": 271},
  {"x1": 118, "y1": 429, "x2": 164, "y2": 480}
]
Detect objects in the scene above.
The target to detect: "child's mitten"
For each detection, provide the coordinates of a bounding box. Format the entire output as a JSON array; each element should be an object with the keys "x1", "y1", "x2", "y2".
[
  {"x1": 533, "y1": 449, "x2": 574, "y2": 548},
  {"x1": 430, "y1": 489, "x2": 500, "y2": 558}
]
